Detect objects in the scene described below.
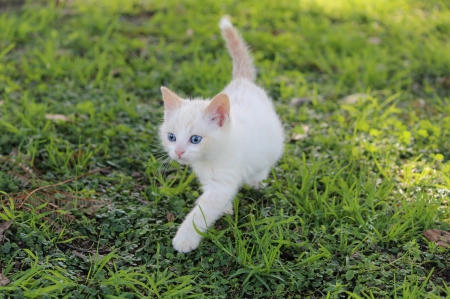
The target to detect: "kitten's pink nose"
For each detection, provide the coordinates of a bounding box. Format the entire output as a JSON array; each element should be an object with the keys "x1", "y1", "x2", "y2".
[{"x1": 175, "y1": 150, "x2": 185, "y2": 158}]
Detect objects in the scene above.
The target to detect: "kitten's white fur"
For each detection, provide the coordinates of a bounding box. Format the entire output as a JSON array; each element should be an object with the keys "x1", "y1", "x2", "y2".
[{"x1": 159, "y1": 17, "x2": 284, "y2": 252}]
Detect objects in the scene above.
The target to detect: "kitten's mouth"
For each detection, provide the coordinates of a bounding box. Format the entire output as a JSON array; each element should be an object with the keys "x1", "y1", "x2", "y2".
[{"x1": 177, "y1": 157, "x2": 188, "y2": 164}]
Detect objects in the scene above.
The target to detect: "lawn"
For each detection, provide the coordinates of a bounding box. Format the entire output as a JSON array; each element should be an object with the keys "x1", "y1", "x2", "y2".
[{"x1": 0, "y1": 0, "x2": 450, "y2": 297}]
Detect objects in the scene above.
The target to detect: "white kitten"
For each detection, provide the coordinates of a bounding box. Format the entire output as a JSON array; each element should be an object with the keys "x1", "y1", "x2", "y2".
[{"x1": 159, "y1": 17, "x2": 284, "y2": 252}]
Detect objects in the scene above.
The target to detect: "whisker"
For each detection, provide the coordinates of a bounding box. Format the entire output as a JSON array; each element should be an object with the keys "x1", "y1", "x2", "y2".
[
  {"x1": 156, "y1": 157, "x2": 170, "y2": 176},
  {"x1": 161, "y1": 158, "x2": 173, "y2": 176},
  {"x1": 148, "y1": 148, "x2": 167, "y2": 155},
  {"x1": 152, "y1": 154, "x2": 167, "y2": 161},
  {"x1": 145, "y1": 153, "x2": 167, "y2": 172},
  {"x1": 155, "y1": 158, "x2": 166, "y2": 174}
]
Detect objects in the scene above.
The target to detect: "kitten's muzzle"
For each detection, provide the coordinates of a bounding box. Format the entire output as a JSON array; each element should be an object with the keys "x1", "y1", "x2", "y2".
[{"x1": 175, "y1": 150, "x2": 185, "y2": 158}]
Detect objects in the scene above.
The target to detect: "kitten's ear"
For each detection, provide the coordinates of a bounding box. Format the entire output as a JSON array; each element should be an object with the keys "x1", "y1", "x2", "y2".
[
  {"x1": 205, "y1": 93, "x2": 230, "y2": 127},
  {"x1": 161, "y1": 87, "x2": 182, "y2": 112}
]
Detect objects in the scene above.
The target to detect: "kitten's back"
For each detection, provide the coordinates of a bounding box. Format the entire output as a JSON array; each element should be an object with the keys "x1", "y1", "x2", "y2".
[{"x1": 219, "y1": 17, "x2": 284, "y2": 160}]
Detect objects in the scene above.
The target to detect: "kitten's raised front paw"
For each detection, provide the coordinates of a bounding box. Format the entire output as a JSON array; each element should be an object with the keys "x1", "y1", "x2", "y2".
[{"x1": 172, "y1": 226, "x2": 202, "y2": 253}]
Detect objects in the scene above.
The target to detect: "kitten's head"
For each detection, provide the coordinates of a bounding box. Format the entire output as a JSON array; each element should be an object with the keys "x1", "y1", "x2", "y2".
[{"x1": 159, "y1": 87, "x2": 231, "y2": 164}]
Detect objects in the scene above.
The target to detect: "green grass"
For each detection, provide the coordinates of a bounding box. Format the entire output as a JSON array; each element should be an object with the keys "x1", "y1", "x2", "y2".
[{"x1": 0, "y1": 0, "x2": 450, "y2": 297}]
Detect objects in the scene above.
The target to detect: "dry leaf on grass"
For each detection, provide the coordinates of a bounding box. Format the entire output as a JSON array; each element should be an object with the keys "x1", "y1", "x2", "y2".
[
  {"x1": 340, "y1": 93, "x2": 368, "y2": 104},
  {"x1": 45, "y1": 114, "x2": 71, "y2": 122},
  {"x1": 131, "y1": 172, "x2": 143, "y2": 178},
  {"x1": 72, "y1": 251, "x2": 105, "y2": 263},
  {"x1": 0, "y1": 220, "x2": 13, "y2": 243},
  {"x1": 167, "y1": 213, "x2": 175, "y2": 222},
  {"x1": 423, "y1": 229, "x2": 450, "y2": 248},
  {"x1": 290, "y1": 97, "x2": 312, "y2": 107},
  {"x1": 111, "y1": 68, "x2": 121, "y2": 77},
  {"x1": 440, "y1": 76, "x2": 450, "y2": 88},
  {"x1": 82, "y1": 204, "x2": 105, "y2": 216},
  {"x1": 136, "y1": 198, "x2": 150, "y2": 205},
  {"x1": 72, "y1": 251, "x2": 89, "y2": 262},
  {"x1": 368, "y1": 37, "x2": 381, "y2": 44},
  {"x1": 0, "y1": 100, "x2": 3, "y2": 106},
  {"x1": 186, "y1": 28, "x2": 194, "y2": 37},
  {"x1": 291, "y1": 125, "x2": 310, "y2": 141},
  {"x1": 0, "y1": 273, "x2": 10, "y2": 286}
]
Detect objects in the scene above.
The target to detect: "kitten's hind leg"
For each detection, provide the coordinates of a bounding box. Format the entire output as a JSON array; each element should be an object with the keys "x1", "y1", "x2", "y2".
[
  {"x1": 248, "y1": 168, "x2": 270, "y2": 189},
  {"x1": 224, "y1": 200, "x2": 234, "y2": 215}
]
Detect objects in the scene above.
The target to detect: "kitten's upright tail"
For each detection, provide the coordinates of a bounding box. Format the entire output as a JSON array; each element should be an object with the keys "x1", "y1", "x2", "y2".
[{"x1": 219, "y1": 16, "x2": 255, "y2": 82}]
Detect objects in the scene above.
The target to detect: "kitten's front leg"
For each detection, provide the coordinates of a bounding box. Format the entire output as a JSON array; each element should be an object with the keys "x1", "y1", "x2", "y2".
[{"x1": 172, "y1": 182, "x2": 237, "y2": 253}]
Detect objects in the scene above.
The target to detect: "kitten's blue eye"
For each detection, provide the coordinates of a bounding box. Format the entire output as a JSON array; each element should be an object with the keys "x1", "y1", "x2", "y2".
[
  {"x1": 168, "y1": 133, "x2": 176, "y2": 142},
  {"x1": 190, "y1": 135, "x2": 202, "y2": 144}
]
